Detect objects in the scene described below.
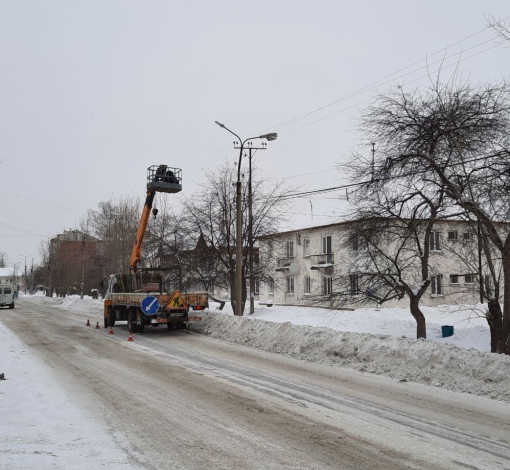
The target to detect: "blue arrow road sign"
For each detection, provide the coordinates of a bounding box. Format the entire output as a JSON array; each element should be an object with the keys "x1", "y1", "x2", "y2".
[{"x1": 141, "y1": 296, "x2": 160, "y2": 315}]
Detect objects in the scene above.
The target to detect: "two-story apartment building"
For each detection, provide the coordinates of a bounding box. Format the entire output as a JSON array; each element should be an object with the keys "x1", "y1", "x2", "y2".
[{"x1": 259, "y1": 220, "x2": 490, "y2": 308}]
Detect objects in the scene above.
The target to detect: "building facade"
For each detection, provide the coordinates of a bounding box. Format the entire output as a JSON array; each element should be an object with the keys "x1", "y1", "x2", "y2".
[
  {"x1": 259, "y1": 220, "x2": 490, "y2": 309},
  {"x1": 48, "y1": 230, "x2": 102, "y2": 296}
]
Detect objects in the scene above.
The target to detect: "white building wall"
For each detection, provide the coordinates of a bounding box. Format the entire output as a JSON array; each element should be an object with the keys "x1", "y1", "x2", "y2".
[{"x1": 260, "y1": 220, "x2": 487, "y2": 309}]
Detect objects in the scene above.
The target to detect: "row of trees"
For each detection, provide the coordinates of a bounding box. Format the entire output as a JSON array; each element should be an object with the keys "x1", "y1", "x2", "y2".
[{"x1": 37, "y1": 162, "x2": 290, "y2": 311}]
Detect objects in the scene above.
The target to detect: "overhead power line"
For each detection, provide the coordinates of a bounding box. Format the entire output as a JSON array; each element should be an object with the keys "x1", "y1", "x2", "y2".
[
  {"x1": 262, "y1": 23, "x2": 508, "y2": 135},
  {"x1": 196, "y1": 23, "x2": 507, "y2": 180},
  {"x1": 277, "y1": 150, "x2": 510, "y2": 201},
  {"x1": 0, "y1": 189, "x2": 84, "y2": 214},
  {"x1": 280, "y1": 40, "x2": 505, "y2": 137},
  {"x1": 0, "y1": 221, "x2": 48, "y2": 238}
]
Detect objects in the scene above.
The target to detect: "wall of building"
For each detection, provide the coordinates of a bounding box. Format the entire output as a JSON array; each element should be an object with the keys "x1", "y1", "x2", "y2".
[{"x1": 259, "y1": 220, "x2": 486, "y2": 309}]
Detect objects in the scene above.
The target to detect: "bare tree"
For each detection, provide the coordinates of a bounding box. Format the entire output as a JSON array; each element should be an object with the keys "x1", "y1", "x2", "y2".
[
  {"x1": 330, "y1": 154, "x2": 449, "y2": 338},
  {"x1": 0, "y1": 252, "x2": 6, "y2": 268},
  {"x1": 358, "y1": 80, "x2": 510, "y2": 353},
  {"x1": 181, "y1": 161, "x2": 289, "y2": 314},
  {"x1": 83, "y1": 194, "x2": 142, "y2": 276},
  {"x1": 487, "y1": 15, "x2": 510, "y2": 42}
]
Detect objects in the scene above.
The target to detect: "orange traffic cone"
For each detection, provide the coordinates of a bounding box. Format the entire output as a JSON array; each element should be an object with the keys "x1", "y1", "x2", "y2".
[
  {"x1": 95, "y1": 322, "x2": 100, "y2": 329},
  {"x1": 108, "y1": 327, "x2": 114, "y2": 335},
  {"x1": 127, "y1": 331, "x2": 134, "y2": 342},
  {"x1": 86, "y1": 319, "x2": 91, "y2": 326}
]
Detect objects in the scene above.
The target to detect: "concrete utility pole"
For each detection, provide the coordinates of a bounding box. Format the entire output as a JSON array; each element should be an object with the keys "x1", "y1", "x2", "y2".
[
  {"x1": 19, "y1": 254, "x2": 30, "y2": 294},
  {"x1": 215, "y1": 121, "x2": 277, "y2": 316},
  {"x1": 234, "y1": 142, "x2": 268, "y2": 315}
]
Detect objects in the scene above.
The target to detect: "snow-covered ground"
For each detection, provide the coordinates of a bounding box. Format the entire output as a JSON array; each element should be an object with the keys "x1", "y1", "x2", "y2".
[
  {"x1": 2, "y1": 293, "x2": 510, "y2": 468},
  {"x1": 0, "y1": 298, "x2": 139, "y2": 469}
]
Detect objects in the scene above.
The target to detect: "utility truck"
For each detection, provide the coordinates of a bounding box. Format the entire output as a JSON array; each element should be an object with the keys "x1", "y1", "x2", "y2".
[{"x1": 103, "y1": 165, "x2": 208, "y2": 333}]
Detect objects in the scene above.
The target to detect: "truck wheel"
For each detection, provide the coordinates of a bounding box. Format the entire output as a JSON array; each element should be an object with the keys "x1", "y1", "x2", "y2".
[
  {"x1": 108, "y1": 309, "x2": 116, "y2": 327},
  {"x1": 127, "y1": 315, "x2": 137, "y2": 334},
  {"x1": 137, "y1": 322, "x2": 145, "y2": 334},
  {"x1": 9, "y1": 303, "x2": 14, "y2": 309},
  {"x1": 104, "y1": 317, "x2": 108, "y2": 328}
]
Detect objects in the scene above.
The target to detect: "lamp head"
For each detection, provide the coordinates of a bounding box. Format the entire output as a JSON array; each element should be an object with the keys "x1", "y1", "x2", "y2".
[
  {"x1": 215, "y1": 121, "x2": 225, "y2": 128},
  {"x1": 260, "y1": 132, "x2": 278, "y2": 141}
]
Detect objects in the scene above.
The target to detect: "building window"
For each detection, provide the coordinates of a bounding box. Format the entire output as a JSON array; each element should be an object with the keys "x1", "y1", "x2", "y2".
[
  {"x1": 286, "y1": 276, "x2": 295, "y2": 294},
  {"x1": 450, "y1": 274, "x2": 459, "y2": 284},
  {"x1": 322, "y1": 276, "x2": 333, "y2": 295},
  {"x1": 254, "y1": 279, "x2": 260, "y2": 295},
  {"x1": 465, "y1": 274, "x2": 474, "y2": 284},
  {"x1": 431, "y1": 275, "x2": 443, "y2": 295},
  {"x1": 268, "y1": 241, "x2": 273, "y2": 259},
  {"x1": 349, "y1": 274, "x2": 359, "y2": 295},
  {"x1": 303, "y1": 238, "x2": 310, "y2": 257},
  {"x1": 448, "y1": 231, "x2": 458, "y2": 240},
  {"x1": 268, "y1": 278, "x2": 274, "y2": 294},
  {"x1": 463, "y1": 232, "x2": 472, "y2": 240},
  {"x1": 304, "y1": 276, "x2": 311, "y2": 294},
  {"x1": 349, "y1": 233, "x2": 358, "y2": 252},
  {"x1": 430, "y1": 232, "x2": 440, "y2": 251},
  {"x1": 286, "y1": 241, "x2": 294, "y2": 258},
  {"x1": 322, "y1": 235, "x2": 332, "y2": 254}
]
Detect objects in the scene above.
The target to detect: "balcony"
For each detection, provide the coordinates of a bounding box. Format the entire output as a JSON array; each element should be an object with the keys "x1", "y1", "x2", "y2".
[
  {"x1": 310, "y1": 253, "x2": 334, "y2": 270},
  {"x1": 275, "y1": 257, "x2": 294, "y2": 272}
]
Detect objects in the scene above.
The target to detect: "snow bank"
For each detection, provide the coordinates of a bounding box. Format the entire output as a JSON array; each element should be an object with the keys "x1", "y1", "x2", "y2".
[
  {"x1": 189, "y1": 311, "x2": 510, "y2": 403},
  {"x1": 23, "y1": 294, "x2": 103, "y2": 318},
  {"x1": 22, "y1": 295, "x2": 510, "y2": 403}
]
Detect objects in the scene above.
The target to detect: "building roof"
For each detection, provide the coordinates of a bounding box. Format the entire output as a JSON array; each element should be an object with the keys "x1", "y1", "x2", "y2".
[
  {"x1": 0, "y1": 267, "x2": 16, "y2": 277},
  {"x1": 256, "y1": 217, "x2": 501, "y2": 241},
  {"x1": 51, "y1": 229, "x2": 100, "y2": 243},
  {"x1": 257, "y1": 220, "x2": 356, "y2": 240}
]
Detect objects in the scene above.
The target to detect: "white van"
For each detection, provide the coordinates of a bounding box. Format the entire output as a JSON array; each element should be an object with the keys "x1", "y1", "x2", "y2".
[{"x1": 0, "y1": 284, "x2": 14, "y2": 309}]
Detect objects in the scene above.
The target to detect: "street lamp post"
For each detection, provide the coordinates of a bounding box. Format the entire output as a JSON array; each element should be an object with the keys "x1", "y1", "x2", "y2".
[
  {"x1": 31, "y1": 258, "x2": 35, "y2": 294},
  {"x1": 215, "y1": 121, "x2": 277, "y2": 316},
  {"x1": 240, "y1": 142, "x2": 268, "y2": 314},
  {"x1": 20, "y1": 254, "x2": 30, "y2": 294},
  {"x1": 9, "y1": 262, "x2": 20, "y2": 289}
]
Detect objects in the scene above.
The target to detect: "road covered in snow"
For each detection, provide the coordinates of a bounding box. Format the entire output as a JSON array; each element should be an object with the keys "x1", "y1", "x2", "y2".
[{"x1": 1, "y1": 294, "x2": 510, "y2": 469}]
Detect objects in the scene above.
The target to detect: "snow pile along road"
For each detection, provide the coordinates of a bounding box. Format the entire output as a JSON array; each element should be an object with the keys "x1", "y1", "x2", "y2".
[
  {"x1": 22, "y1": 294, "x2": 510, "y2": 403},
  {"x1": 189, "y1": 311, "x2": 510, "y2": 403}
]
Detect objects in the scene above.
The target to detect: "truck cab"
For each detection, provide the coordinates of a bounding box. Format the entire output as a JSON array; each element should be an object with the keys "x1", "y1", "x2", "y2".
[{"x1": 0, "y1": 284, "x2": 15, "y2": 309}]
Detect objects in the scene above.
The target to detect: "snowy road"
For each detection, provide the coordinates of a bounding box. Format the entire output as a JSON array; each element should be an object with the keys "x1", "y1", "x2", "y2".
[{"x1": 2, "y1": 299, "x2": 510, "y2": 469}]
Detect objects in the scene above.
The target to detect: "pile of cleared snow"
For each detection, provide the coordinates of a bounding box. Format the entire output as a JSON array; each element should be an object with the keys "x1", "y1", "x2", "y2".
[
  {"x1": 22, "y1": 294, "x2": 509, "y2": 402},
  {"x1": 251, "y1": 303, "x2": 491, "y2": 351},
  {"x1": 189, "y1": 311, "x2": 510, "y2": 403},
  {"x1": 22, "y1": 293, "x2": 103, "y2": 318}
]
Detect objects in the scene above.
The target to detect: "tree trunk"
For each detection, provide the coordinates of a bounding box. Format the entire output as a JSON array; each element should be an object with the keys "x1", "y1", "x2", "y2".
[
  {"x1": 240, "y1": 272, "x2": 247, "y2": 316},
  {"x1": 486, "y1": 298, "x2": 505, "y2": 353},
  {"x1": 409, "y1": 296, "x2": 427, "y2": 339},
  {"x1": 501, "y1": 257, "x2": 510, "y2": 355},
  {"x1": 229, "y1": 274, "x2": 236, "y2": 313}
]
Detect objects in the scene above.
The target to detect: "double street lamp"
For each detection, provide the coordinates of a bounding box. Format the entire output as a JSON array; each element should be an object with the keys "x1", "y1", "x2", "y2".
[{"x1": 215, "y1": 121, "x2": 277, "y2": 316}]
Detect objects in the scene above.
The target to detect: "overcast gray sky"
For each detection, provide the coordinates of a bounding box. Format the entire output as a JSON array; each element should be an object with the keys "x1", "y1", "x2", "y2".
[{"x1": 1, "y1": 0, "x2": 509, "y2": 267}]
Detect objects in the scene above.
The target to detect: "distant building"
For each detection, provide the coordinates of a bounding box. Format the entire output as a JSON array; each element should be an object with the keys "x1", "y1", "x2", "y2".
[
  {"x1": 158, "y1": 233, "x2": 259, "y2": 301},
  {"x1": 0, "y1": 267, "x2": 17, "y2": 285},
  {"x1": 48, "y1": 230, "x2": 102, "y2": 296}
]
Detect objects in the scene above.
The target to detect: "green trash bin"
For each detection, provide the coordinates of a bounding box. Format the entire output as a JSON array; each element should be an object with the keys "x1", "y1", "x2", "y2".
[{"x1": 441, "y1": 325, "x2": 454, "y2": 337}]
